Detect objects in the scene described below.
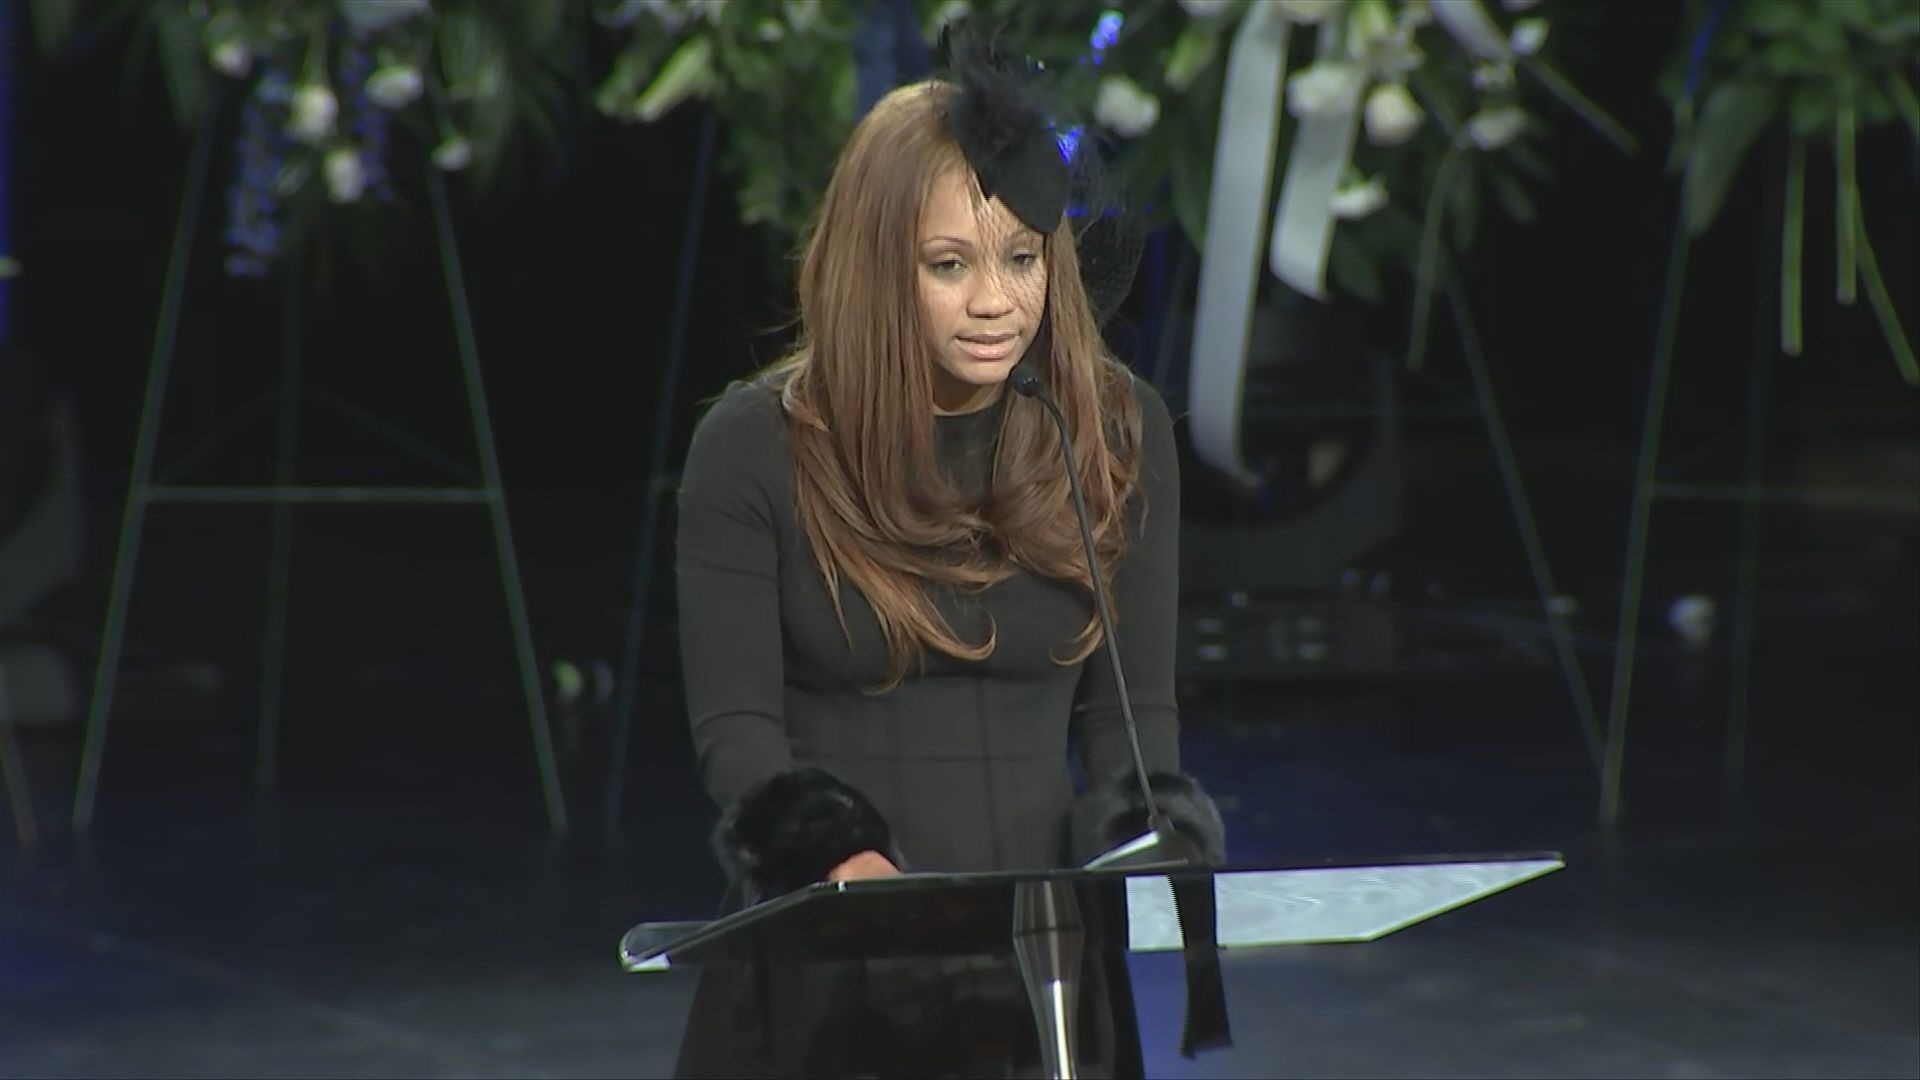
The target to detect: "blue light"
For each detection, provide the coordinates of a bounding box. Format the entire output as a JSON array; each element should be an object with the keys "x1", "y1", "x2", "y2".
[
  {"x1": 1090, "y1": 10, "x2": 1124, "y2": 55},
  {"x1": 1056, "y1": 126, "x2": 1083, "y2": 162}
]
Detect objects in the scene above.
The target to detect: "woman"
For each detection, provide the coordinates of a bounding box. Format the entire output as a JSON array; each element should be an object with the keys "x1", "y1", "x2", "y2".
[{"x1": 671, "y1": 45, "x2": 1223, "y2": 1079}]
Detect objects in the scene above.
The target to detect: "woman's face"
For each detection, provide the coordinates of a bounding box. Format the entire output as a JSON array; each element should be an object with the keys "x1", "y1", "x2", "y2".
[{"x1": 916, "y1": 169, "x2": 1048, "y2": 411}]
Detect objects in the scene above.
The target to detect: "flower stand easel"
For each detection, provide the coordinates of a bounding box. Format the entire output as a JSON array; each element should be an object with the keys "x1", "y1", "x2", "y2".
[{"x1": 70, "y1": 109, "x2": 567, "y2": 838}]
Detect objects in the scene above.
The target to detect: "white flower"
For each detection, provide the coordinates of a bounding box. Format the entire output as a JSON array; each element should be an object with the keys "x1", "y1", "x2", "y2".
[
  {"x1": 432, "y1": 133, "x2": 473, "y2": 171},
  {"x1": 202, "y1": 10, "x2": 250, "y2": 76},
  {"x1": 1286, "y1": 61, "x2": 1365, "y2": 119},
  {"x1": 1363, "y1": 82, "x2": 1424, "y2": 145},
  {"x1": 214, "y1": 41, "x2": 253, "y2": 79},
  {"x1": 1177, "y1": 0, "x2": 1233, "y2": 14},
  {"x1": 1351, "y1": 7, "x2": 1423, "y2": 82},
  {"x1": 784, "y1": 0, "x2": 821, "y2": 32},
  {"x1": 337, "y1": 0, "x2": 431, "y2": 35},
  {"x1": 1471, "y1": 61, "x2": 1515, "y2": 91},
  {"x1": 1466, "y1": 105, "x2": 1527, "y2": 150},
  {"x1": 1510, "y1": 18, "x2": 1549, "y2": 56},
  {"x1": 1094, "y1": 76, "x2": 1160, "y2": 138},
  {"x1": 286, "y1": 84, "x2": 339, "y2": 143},
  {"x1": 364, "y1": 64, "x2": 424, "y2": 109},
  {"x1": 1502, "y1": 0, "x2": 1543, "y2": 10},
  {"x1": 323, "y1": 146, "x2": 366, "y2": 203},
  {"x1": 209, "y1": 39, "x2": 252, "y2": 78},
  {"x1": 1275, "y1": 0, "x2": 1339, "y2": 23},
  {"x1": 1668, "y1": 595, "x2": 1716, "y2": 647},
  {"x1": 1329, "y1": 174, "x2": 1388, "y2": 220}
]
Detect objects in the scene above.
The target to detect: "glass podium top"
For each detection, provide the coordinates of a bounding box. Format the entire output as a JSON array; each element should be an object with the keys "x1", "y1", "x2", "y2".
[{"x1": 622, "y1": 851, "x2": 1564, "y2": 972}]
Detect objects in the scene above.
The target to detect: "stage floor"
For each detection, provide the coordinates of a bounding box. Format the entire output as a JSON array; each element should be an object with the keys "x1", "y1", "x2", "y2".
[{"x1": 2, "y1": 489, "x2": 1915, "y2": 1078}]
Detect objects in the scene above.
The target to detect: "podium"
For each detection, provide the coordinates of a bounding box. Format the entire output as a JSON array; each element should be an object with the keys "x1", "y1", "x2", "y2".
[{"x1": 622, "y1": 852, "x2": 1563, "y2": 1078}]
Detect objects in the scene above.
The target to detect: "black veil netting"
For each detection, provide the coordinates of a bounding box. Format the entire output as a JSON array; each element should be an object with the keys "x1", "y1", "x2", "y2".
[{"x1": 935, "y1": 20, "x2": 1149, "y2": 331}]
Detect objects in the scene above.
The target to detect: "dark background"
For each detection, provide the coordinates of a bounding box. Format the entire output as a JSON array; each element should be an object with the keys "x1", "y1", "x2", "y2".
[
  {"x1": 2, "y1": 6, "x2": 1917, "y2": 1077},
  {"x1": 13, "y1": 4, "x2": 1916, "y2": 502},
  {"x1": 7, "y1": 2, "x2": 1917, "y2": 793}
]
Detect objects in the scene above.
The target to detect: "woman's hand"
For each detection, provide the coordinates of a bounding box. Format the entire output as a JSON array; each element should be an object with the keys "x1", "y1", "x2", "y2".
[{"x1": 827, "y1": 849, "x2": 901, "y2": 881}]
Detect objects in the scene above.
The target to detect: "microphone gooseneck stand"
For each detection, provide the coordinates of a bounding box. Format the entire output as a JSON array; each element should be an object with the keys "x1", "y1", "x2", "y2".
[{"x1": 1006, "y1": 362, "x2": 1218, "y2": 1079}]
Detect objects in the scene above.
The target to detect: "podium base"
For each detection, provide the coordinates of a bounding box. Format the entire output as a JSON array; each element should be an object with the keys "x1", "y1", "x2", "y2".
[{"x1": 1013, "y1": 880, "x2": 1084, "y2": 1080}]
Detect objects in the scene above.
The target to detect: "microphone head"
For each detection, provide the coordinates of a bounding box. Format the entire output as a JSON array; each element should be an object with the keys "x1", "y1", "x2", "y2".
[{"x1": 1008, "y1": 362, "x2": 1044, "y2": 398}]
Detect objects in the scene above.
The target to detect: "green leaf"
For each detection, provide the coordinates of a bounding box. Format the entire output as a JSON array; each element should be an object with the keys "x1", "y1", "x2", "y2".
[
  {"x1": 1747, "y1": 1, "x2": 1808, "y2": 37},
  {"x1": 723, "y1": 40, "x2": 777, "y2": 92},
  {"x1": 1519, "y1": 56, "x2": 1640, "y2": 156},
  {"x1": 1780, "y1": 136, "x2": 1806, "y2": 356},
  {"x1": 1488, "y1": 168, "x2": 1537, "y2": 224},
  {"x1": 26, "y1": 0, "x2": 82, "y2": 54},
  {"x1": 595, "y1": 38, "x2": 672, "y2": 117},
  {"x1": 737, "y1": 164, "x2": 783, "y2": 226},
  {"x1": 1859, "y1": 84, "x2": 1894, "y2": 127},
  {"x1": 1506, "y1": 141, "x2": 1553, "y2": 181},
  {"x1": 1798, "y1": 17, "x2": 1849, "y2": 56},
  {"x1": 635, "y1": 35, "x2": 716, "y2": 123},
  {"x1": 1821, "y1": 0, "x2": 1869, "y2": 27},
  {"x1": 1761, "y1": 38, "x2": 1818, "y2": 76},
  {"x1": 1448, "y1": 154, "x2": 1478, "y2": 251},
  {"x1": 1854, "y1": 208, "x2": 1919, "y2": 385},
  {"x1": 1328, "y1": 233, "x2": 1384, "y2": 307},
  {"x1": 1407, "y1": 146, "x2": 1465, "y2": 371},
  {"x1": 1684, "y1": 80, "x2": 1780, "y2": 236},
  {"x1": 1864, "y1": 13, "x2": 1920, "y2": 45},
  {"x1": 151, "y1": 5, "x2": 211, "y2": 131},
  {"x1": 1788, "y1": 86, "x2": 1833, "y2": 136},
  {"x1": 1888, "y1": 70, "x2": 1920, "y2": 140},
  {"x1": 1835, "y1": 98, "x2": 1858, "y2": 303},
  {"x1": 1165, "y1": 23, "x2": 1222, "y2": 93}
]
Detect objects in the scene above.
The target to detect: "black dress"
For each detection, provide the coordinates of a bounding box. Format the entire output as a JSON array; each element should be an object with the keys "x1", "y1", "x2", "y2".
[{"x1": 670, "y1": 372, "x2": 1186, "y2": 1078}]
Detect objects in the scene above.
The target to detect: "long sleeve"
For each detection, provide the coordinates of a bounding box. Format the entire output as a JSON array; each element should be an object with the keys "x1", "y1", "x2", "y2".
[
  {"x1": 1067, "y1": 378, "x2": 1225, "y2": 865},
  {"x1": 676, "y1": 384, "x2": 902, "y2": 902},
  {"x1": 676, "y1": 387, "x2": 795, "y2": 809},
  {"x1": 1072, "y1": 377, "x2": 1183, "y2": 783}
]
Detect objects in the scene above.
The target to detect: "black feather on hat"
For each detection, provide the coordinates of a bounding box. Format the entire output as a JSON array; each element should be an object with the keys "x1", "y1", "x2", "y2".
[
  {"x1": 938, "y1": 22, "x2": 1072, "y2": 236},
  {"x1": 935, "y1": 19, "x2": 1147, "y2": 328}
]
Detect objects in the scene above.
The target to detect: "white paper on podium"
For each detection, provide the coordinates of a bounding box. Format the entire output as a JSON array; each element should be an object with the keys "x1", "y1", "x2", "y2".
[{"x1": 1125, "y1": 858, "x2": 1564, "y2": 951}]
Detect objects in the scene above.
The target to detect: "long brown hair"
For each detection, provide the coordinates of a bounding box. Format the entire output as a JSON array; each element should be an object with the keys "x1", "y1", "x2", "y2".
[{"x1": 762, "y1": 80, "x2": 1144, "y2": 691}]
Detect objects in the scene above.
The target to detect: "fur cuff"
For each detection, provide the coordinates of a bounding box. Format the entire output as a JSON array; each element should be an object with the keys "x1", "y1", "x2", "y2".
[
  {"x1": 1069, "y1": 771, "x2": 1228, "y2": 866},
  {"x1": 713, "y1": 767, "x2": 902, "y2": 901}
]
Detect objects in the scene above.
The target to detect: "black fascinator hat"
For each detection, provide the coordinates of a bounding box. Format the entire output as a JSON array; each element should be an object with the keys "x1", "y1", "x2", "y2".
[{"x1": 935, "y1": 20, "x2": 1147, "y2": 329}]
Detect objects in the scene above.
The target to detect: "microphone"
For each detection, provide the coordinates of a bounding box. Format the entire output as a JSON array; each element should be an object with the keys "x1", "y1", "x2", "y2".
[{"x1": 1008, "y1": 361, "x2": 1200, "y2": 869}]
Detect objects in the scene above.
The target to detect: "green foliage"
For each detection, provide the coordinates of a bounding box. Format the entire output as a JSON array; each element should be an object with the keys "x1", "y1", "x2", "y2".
[
  {"x1": 1665, "y1": 0, "x2": 1920, "y2": 236},
  {"x1": 1663, "y1": 0, "x2": 1919, "y2": 380},
  {"x1": 18, "y1": 0, "x2": 1635, "y2": 332},
  {"x1": 593, "y1": 0, "x2": 861, "y2": 261},
  {"x1": 26, "y1": 0, "x2": 584, "y2": 282}
]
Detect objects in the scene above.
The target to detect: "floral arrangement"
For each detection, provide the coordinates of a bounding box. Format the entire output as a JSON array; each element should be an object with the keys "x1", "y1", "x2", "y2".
[
  {"x1": 30, "y1": 0, "x2": 1623, "y2": 315},
  {"x1": 595, "y1": 0, "x2": 1628, "y2": 364},
  {"x1": 1661, "y1": 0, "x2": 1918, "y2": 381},
  {"x1": 592, "y1": 0, "x2": 860, "y2": 255},
  {"x1": 1046, "y1": 0, "x2": 1630, "y2": 358},
  {"x1": 31, "y1": 0, "x2": 581, "y2": 279}
]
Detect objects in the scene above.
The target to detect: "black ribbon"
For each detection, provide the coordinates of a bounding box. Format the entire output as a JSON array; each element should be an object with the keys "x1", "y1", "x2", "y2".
[{"x1": 1170, "y1": 872, "x2": 1232, "y2": 1058}]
